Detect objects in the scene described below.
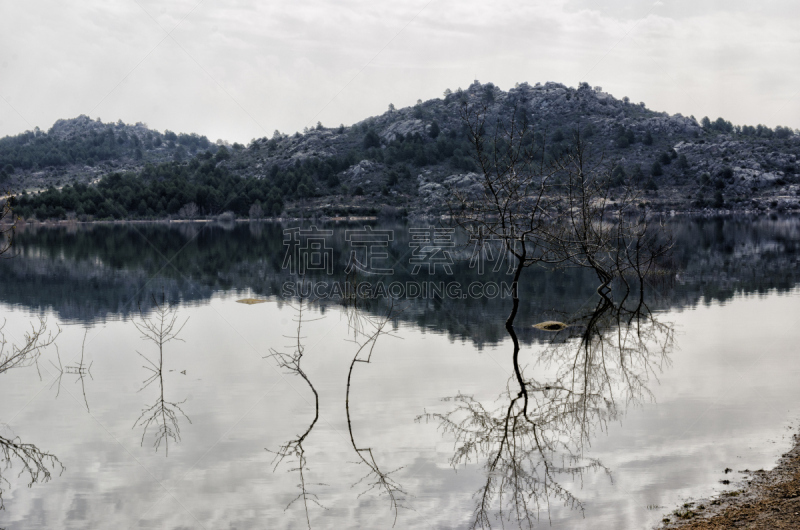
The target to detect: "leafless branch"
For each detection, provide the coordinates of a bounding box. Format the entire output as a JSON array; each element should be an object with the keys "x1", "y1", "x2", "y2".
[
  {"x1": 266, "y1": 289, "x2": 325, "y2": 528},
  {"x1": 0, "y1": 318, "x2": 59, "y2": 375},
  {"x1": 132, "y1": 293, "x2": 190, "y2": 456},
  {"x1": 345, "y1": 301, "x2": 409, "y2": 526},
  {"x1": 0, "y1": 434, "x2": 63, "y2": 511},
  {"x1": 49, "y1": 330, "x2": 93, "y2": 412}
]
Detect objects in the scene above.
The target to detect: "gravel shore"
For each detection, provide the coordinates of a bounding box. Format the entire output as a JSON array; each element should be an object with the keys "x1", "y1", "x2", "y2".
[{"x1": 659, "y1": 434, "x2": 800, "y2": 529}]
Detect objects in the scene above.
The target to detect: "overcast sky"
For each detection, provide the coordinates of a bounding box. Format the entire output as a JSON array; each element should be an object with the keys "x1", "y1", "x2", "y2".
[{"x1": 1, "y1": 0, "x2": 798, "y2": 143}]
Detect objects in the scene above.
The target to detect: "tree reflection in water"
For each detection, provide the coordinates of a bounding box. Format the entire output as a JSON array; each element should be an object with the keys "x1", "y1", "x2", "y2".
[
  {"x1": 420, "y1": 287, "x2": 674, "y2": 529},
  {"x1": 0, "y1": 318, "x2": 59, "y2": 375},
  {"x1": 266, "y1": 295, "x2": 325, "y2": 528},
  {"x1": 0, "y1": 319, "x2": 62, "y2": 511},
  {"x1": 133, "y1": 294, "x2": 190, "y2": 456},
  {"x1": 0, "y1": 433, "x2": 63, "y2": 511},
  {"x1": 267, "y1": 281, "x2": 408, "y2": 528},
  {"x1": 49, "y1": 329, "x2": 93, "y2": 413},
  {"x1": 345, "y1": 301, "x2": 408, "y2": 526}
]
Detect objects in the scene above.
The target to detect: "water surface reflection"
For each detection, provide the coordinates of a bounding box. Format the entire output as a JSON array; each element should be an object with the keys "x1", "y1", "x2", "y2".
[{"x1": 0, "y1": 217, "x2": 798, "y2": 529}]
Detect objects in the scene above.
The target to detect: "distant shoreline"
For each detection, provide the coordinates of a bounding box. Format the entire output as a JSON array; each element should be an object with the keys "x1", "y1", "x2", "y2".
[
  {"x1": 3, "y1": 208, "x2": 799, "y2": 229},
  {"x1": 3, "y1": 216, "x2": 383, "y2": 227}
]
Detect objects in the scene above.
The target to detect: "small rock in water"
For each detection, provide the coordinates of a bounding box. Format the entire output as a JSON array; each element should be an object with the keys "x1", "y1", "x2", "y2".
[
  {"x1": 533, "y1": 321, "x2": 567, "y2": 331},
  {"x1": 237, "y1": 298, "x2": 267, "y2": 305}
]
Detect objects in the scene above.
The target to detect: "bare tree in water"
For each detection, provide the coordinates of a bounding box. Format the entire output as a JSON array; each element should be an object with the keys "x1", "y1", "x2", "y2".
[
  {"x1": 267, "y1": 278, "x2": 410, "y2": 528},
  {"x1": 550, "y1": 134, "x2": 672, "y2": 295},
  {"x1": 133, "y1": 294, "x2": 190, "y2": 455},
  {"x1": 266, "y1": 294, "x2": 325, "y2": 529},
  {"x1": 50, "y1": 330, "x2": 93, "y2": 412},
  {"x1": 0, "y1": 318, "x2": 63, "y2": 510},
  {"x1": 0, "y1": 319, "x2": 59, "y2": 376},
  {"x1": 451, "y1": 101, "x2": 671, "y2": 412},
  {"x1": 419, "y1": 293, "x2": 675, "y2": 529},
  {"x1": 0, "y1": 433, "x2": 64, "y2": 511},
  {"x1": 345, "y1": 301, "x2": 408, "y2": 526},
  {"x1": 428, "y1": 100, "x2": 675, "y2": 528}
]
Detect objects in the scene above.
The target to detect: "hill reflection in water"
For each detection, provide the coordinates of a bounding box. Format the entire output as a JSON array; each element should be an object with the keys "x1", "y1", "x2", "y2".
[
  {"x1": 0, "y1": 217, "x2": 800, "y2": 528},
  {"x1": 0, "y1": 216, "x2": 798, "y2": 343}
]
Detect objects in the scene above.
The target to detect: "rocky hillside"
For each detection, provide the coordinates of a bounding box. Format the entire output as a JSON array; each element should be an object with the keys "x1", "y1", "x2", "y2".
[
  {"x1": 239, "y1": 80, "x2": 797, "y2": 216},
  {"x1": 3, "y1": 81, "x2": 800, "y2": 219},
  {"x1": 0, "y1": 115, "x2": 223, "y2": 190}
]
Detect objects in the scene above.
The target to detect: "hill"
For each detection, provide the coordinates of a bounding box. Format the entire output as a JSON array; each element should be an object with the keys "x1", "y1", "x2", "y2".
[
  {"x1": 0, "y1": 115, "x2": 220, "y2": 189},
  {"x1": 3, "y1": 81, "x2": 799, "y2": 220}
]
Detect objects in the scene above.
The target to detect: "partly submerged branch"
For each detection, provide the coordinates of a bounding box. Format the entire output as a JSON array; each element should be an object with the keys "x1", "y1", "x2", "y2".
[
  {"x1": 266, "y1": 296, "x2": 325, "y2": 528},
  {"x1": 345, "y1": 303, "x2": 408, "y2": 526},
  {"x1": 48, "y1": 330, "x2": 94, "y2": 413},
  {"x1": 0, "y1": 318, "x2": 59, "y2": 375},
  {"x1": 132, "y1": 294, "x2": 190, "y2": 456},
  {"x1": 0, "y1": 434, "x2": 64, "y2": 511}
]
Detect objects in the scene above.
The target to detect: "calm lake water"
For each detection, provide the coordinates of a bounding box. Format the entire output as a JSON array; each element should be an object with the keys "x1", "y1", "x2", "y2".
[{"x1": 1, "y1": 217, "x2": 800, "y2": 529}]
